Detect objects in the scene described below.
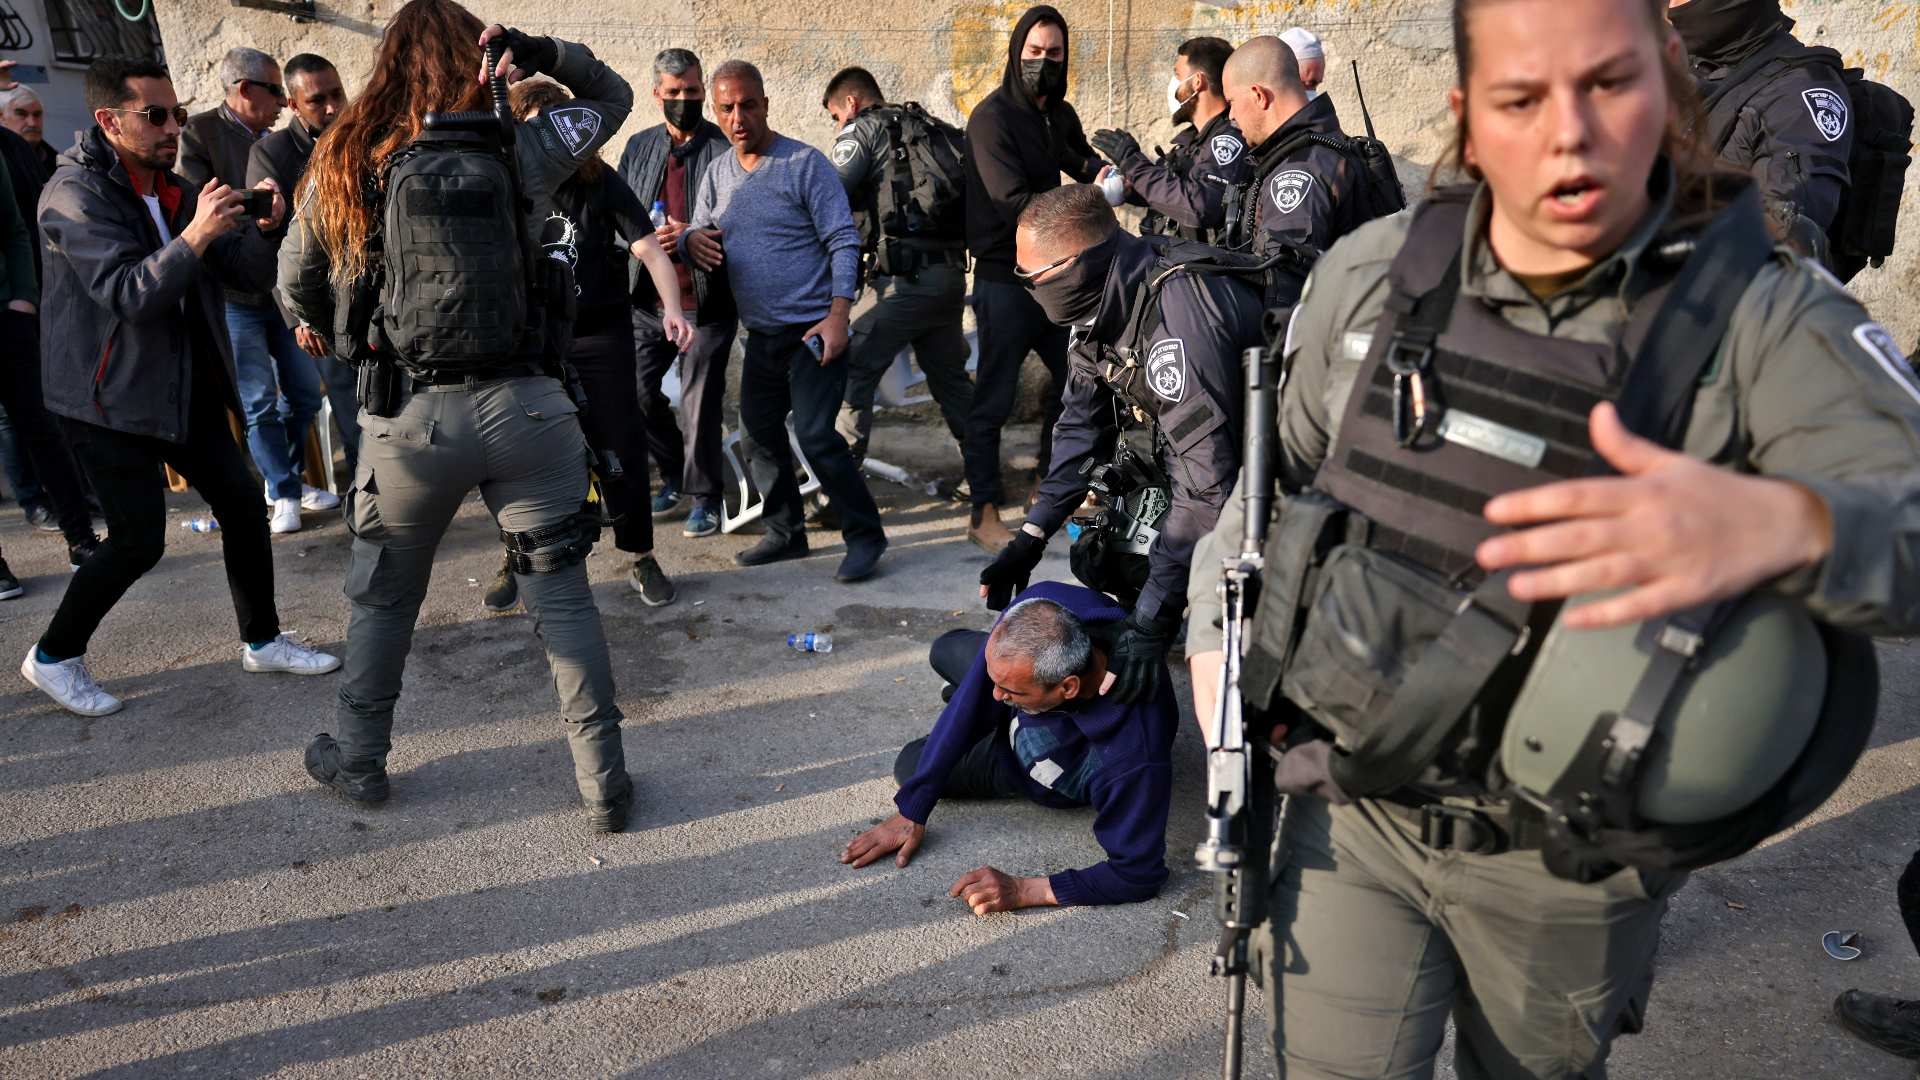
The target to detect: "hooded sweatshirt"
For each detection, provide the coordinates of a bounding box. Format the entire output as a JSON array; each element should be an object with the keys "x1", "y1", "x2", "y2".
[
  {"x1": 893, "y1": 581, "x2": 1179, "y2": 907},
  {"x1": 962, "y1": 4, "x2": 1103, "y2": 280}
]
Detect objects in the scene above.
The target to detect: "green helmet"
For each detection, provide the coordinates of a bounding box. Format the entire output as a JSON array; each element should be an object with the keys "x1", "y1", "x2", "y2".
[{"x1": 1500, "y1": 590, "x2": 1829, "y2": 826}]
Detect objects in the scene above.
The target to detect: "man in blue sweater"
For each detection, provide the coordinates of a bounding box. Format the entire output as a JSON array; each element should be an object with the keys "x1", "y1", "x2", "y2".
[
  {"x1": 686, "y1": 59, "x2": 887, "y2": 582},
  {"x1": 841, "y1": 581, "x2": 1177, "y2": 912}
]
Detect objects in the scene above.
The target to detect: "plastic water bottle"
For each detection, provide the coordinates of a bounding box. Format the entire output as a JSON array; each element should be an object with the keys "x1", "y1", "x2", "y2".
[
  {"x1": 649, "y1": 200, "x2": 669, "y2": 230},
  {"x1": 787, "y1": 632, "x2": 833, "y2": 654},
  {"x1": 182, "y1": 516, "x2": 220, "y2": 533}
]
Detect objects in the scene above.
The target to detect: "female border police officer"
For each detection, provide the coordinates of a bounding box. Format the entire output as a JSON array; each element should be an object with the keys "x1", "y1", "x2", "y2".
[{"x1": 1187, "y1": 0, "x2": 1920, "y2": 1075}]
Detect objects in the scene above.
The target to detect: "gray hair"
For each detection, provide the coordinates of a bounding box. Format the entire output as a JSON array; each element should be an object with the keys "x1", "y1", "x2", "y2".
[
  {"x1": 990, "y1": 598, "x2": 1092, "y2": 688},
  {"x1": 709, "y1": 59, "x2": 764, "y2": 95},
  {"x1": 0, "y1": 84, "x2": 40, "y2": 112},
  {"x1": 653, "y1": 48, "x2": 702, "y2": 84},
  {"x1": 218, "y1": 47, "x2": 278, "y2": 88}
]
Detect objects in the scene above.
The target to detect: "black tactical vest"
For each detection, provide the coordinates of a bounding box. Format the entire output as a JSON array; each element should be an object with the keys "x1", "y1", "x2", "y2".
[{"x1": 1240, "y1": 181, "x2": 1778, "y2": 799}]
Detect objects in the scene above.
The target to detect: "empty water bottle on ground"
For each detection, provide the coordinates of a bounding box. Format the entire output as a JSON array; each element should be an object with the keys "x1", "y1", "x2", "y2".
[
  {"x1": 650, "y1": 200, "x2": 669, "y2": 230},
  {"x1": 787, "y1": 632, "x2": 833, "y2": 654},
  {"x1": 182, "y1": 516, "x2": 220, "y2": 533}
]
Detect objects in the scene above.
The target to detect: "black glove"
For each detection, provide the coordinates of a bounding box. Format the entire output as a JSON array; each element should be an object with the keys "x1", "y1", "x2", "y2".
[
  {"x1": 500, "y1": 28, "x2": 558, "y2": 76},
  {"x1": 980, "y1": 530, "x2": 1047, "y2": 611},
  {"x1": 1090, "y1": 128, "x2": 1142, "y2": 166},
  {"x1": 1106, "y1": 611, "x2": 1177, "y2": 704}
]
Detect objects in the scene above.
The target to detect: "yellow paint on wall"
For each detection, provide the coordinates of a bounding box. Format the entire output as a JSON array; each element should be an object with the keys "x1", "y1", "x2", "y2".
[{"x1": 950, "y1": 1, "x2": 1029, "y2": 116}]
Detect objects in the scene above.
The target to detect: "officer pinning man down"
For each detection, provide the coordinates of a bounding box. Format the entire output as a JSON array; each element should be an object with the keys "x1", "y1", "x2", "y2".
[
  {"x1": 822, "y1": 66, "x2": 975, "y2": 466},
  {"x1": 1087, "y1": 37, "x2": 1251, "y2": 246},
  {"x1": 1188, "y1": 0, "x2": 1920, "y2": 1075},
  {"x1": 978, "y1": 184, "x2": 1265, "y2": 704},
  {"x1": 1218, "y1": 35, "x2": 1400, "y2": 310}
]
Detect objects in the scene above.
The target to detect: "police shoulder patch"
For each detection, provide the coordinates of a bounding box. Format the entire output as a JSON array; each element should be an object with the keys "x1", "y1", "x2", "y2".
[
  {"x1": 831, "y1": 139, "x2": 859, "y2": 168},
  {"x1": 1210, "y1": 133, "x2": 1244, "y2": 166},
  {"x1": 1802, "y1": 87, "x2": 1849, "y2": 143},
  {"x1": 546, "y1": 106, "x2": 602, "y2": 157},
  {"x1": 1270, "y1": 169, "x2": 1315, "y2": 215},
  {"x1": 1851, "y1": 322, "x2": 1920, "y2": 406},
  {"x1": 1147, "y1": 338, "x2": 1187, "y2": 403}
]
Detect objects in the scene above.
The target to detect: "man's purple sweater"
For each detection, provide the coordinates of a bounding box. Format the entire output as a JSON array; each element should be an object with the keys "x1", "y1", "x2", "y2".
[
  {"x1": 894, "y1": 582, "x2": 1179, "y2": 907},
  {"x1": 690, "y1": 133, "x2": 860, "y2": 333}
]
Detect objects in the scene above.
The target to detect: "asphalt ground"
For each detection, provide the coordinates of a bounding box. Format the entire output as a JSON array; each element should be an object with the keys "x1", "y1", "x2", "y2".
[{"x1": 1, "y1": 416, "x2": 1916, "y2": 1079}]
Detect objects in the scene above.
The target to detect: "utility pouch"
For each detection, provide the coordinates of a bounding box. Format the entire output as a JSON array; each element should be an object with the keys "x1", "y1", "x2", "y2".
[
  {"x1": 1279, "y1": 543, "x2": 1530, "y2": 798},
  {"x1": 1239, "y1": 491, "x2": 1356, "y2": 711}
]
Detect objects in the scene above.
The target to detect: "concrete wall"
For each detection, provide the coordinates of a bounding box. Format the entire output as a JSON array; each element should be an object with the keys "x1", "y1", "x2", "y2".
[{"x1": 148, "y1": 0, "x2": 1919, "y2": 339}]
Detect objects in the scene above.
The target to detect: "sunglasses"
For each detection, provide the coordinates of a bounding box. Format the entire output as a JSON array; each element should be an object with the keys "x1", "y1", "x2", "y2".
[
  {"x1": 109, "y1": 105, "x2": 190, "y2": 128},
  {"x1": 235, "y1": 78, "x2": 287, "y2": 101},
  {"x1": 1014, "y1": 252, "x2": 1076, "y2": 284}
]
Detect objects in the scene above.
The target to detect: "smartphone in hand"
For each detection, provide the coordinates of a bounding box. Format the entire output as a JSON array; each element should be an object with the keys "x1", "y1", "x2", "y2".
[
  {"x1": 803, "y1": 334, "x2": 825, "y2": 360},
  {"x1": 237, "y1": 189, "x2": 275, "y2": 219}
]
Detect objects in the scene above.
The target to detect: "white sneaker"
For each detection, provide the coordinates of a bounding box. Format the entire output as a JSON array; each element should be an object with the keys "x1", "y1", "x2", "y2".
[
  {"x1": 242, "y1": 634, "x2": 342, "y2": 675},
  {"x1": 270, "y1": 498, "x2": 302, "y2": 534},
  {"x1": 21, "y1": 648, "x2": 123, "y2": 717},
  {"x1": 300, "y1": 484, "x2": 341, "y2": 512}
]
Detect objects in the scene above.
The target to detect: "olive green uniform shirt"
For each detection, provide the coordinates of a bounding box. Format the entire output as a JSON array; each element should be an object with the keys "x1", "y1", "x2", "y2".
[{"x1": 1188, "y1": 183, "x2": 1920, "y2": 653}]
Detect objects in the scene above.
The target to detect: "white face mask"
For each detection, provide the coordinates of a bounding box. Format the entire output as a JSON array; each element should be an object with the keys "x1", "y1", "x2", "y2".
[
  {"x1": 1305, "y1": 88, "x2": 1321, "y2": 102},
  {"x1": 1166, "y1": 73, "x2": 1198, "y2": 123}
]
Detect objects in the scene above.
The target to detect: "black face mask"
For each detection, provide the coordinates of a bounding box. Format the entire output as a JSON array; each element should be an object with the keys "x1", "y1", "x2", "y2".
[
  {"x1": 661, "y1": 97, "x2": 703, "y2": 132},
  {"x1": 1027, "y1": 231, "x2": 1116, "y2": 327},
  {"x1": 1668, "y1": 0, "x2": 1784, "y2": 64},
  {"x1": 1020, "y1": 58, "x2": 1067, "y2": 101}
]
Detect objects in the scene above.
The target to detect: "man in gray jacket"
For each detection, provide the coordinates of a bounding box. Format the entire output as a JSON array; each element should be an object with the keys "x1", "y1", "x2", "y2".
[
  {"x1": 616, "y1": 47, "x2": 737, "y2": 539},
  {"x1": 24, "y1": 57, "x2": 339, "y2": 719}
]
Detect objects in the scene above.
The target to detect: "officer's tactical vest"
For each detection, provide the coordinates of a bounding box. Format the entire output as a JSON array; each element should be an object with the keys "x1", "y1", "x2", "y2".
[
  {"x1": 1223, "y1": 128, "x2": 1405, "y2": 255},
  {"x1": 1239, "y1": 182, "x2": 1876, "y2": 879}
]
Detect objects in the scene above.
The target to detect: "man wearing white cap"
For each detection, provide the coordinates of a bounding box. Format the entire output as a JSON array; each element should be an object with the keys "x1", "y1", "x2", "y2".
[{"x1": 1278, "y1": 27, "x2": 1325, "y2": 97}]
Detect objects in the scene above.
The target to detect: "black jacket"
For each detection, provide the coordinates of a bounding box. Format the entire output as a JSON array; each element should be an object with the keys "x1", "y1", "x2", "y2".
[
  {"x1": 1694, "y1": 26, "x2": 1852, "y2": 238},
  {"x1": 1028, "y1": 232, "x2": 1266, "y2": 625},
  {"x1": 616, "y1": 117, "x2": 735, "y2": 325},
  {"x1": 179, "y1": 105, "x2": 271, "y2": 306},
  {"x1": 246, "y1": 120, "x2": 318, "y2": 326},
  {"x1": 37, "y1": 126, "x2": 268, "y2": 441},
  {"x1": 1118, "y1": 109, "x2": 1251, "y2": 244},
  {"x1": 963, "y1": 4, "x2": 1102, "y2": 280},
  {"x1": 0, "y1": 127, "x2": 45, "y2": 280}
]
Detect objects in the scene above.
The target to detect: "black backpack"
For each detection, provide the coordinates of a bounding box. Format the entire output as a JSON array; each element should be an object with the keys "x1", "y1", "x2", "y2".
[
  {"x1": 1231, "y1": 130, "x2": 1406, "y2": 252},
  {"x1": 873, "y1": 103, "x2": 967, "y2": 241},
  {"x1": 377, "y1": 124, "x2": 533, "y2": 375},
  {"x1": 1705, "y1": 47, "x2": 1914, "y2": 276}
]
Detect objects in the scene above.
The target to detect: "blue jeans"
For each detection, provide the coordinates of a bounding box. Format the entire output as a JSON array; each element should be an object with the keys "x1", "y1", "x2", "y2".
[{"x1": 225, "y1": 300, "x2": 322, "y2": 499}]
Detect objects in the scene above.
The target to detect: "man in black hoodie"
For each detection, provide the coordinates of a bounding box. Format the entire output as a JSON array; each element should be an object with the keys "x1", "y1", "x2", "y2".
[
  {"x1": 1669, "y1": 0, "x2": 1853, "y2": 272},
  {"x1": 961, "y1": 4, "x2": 1102, "y2": 554}
]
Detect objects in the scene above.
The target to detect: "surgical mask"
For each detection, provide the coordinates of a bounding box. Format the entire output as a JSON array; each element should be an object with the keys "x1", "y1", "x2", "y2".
[
  {"x1": 661, "y1": 97, "x2": 702, "y2": 132},
  {"x1": 1305, "y1": 88, "x2": 1321, "y2": 102},
  {"x1": 1166, "y1": 72, "x2": 1198, "y2": 124},
  {"x1": 1021, "y1": 58, "x2": 1067, "y2": 101},
  {"x1": 1026, "y1": 231, "x2": 1117, "y2": 327}
]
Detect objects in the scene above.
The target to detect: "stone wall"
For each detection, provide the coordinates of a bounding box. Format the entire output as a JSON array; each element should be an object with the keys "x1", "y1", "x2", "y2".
[{"x1": 147, "y1": 0, "x2": 1919, "y2": 338}]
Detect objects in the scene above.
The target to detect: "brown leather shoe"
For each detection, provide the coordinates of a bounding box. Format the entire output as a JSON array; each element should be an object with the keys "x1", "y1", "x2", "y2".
[{"x1": 967, "y1": 503, "x2": 1013, "y2": 553}]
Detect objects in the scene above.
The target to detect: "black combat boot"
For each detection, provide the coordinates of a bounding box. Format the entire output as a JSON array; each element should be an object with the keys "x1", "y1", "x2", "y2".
[
  {"x1": 586, "y1": 785, "x2": 634, "y2": 834},
  {"x1": 1835, "y1": 989, "x2": 1920, "y2": 1060}
]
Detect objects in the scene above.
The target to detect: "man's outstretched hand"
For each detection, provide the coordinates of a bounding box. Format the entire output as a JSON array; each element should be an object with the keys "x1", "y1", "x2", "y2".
[
  {"x1": 842, "y1": 812, "x2": 926, "y2": 869},
  {"x1": 951, "y1": 866, "x2": 1057, "y2": 915}
]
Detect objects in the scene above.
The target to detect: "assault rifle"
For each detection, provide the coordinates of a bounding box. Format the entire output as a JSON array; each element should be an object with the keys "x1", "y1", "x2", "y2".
[{"x1": 1194, "y1": 344, "x2": 1282, "y2": 1080}]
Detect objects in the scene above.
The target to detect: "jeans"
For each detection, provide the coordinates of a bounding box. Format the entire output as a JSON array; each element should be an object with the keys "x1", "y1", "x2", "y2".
[
  {"x1": 226, "y1": 300, "x2": 323, "y2": 499},
  {"x1": 737, "y1": 324, "x2": 885, "y2": 546},
  {"x1": 43, "y1": 378, "x2": 279, "y2": 658},
  {"x1": 963, "y1": 277, "x2": 1068, "y2": 508},
  {"x1": 570, "y1": 315, "x2": 653, "y2": 553},
  {"x1": 837, "y1": 261, "x2": 973, "y2": 460},
  {"x1": 0, "y1": 309, "x2": 94, "y2": 544},
  {"x1": 336, "y1": 376, "x2": 627, "y2": 805},
  {"x1": 634, "y1": 309, "x2": 735, "y2": 507}
]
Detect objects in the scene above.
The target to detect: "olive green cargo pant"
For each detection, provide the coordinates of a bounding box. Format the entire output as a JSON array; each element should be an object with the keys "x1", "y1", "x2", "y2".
[
  {"x1": 1257, "y1": 797, "x2": 1682, "y2": 1079},
  {"x1": 334, "y1": 375, "x2": 630, "y2": 806}
]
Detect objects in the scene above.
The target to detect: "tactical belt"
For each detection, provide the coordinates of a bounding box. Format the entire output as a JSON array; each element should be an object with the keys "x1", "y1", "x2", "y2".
[
  {"x1": 1377, "y1": 797, "x2": 1549, "y2": 856},
  {"x1": 409, "y1": 364, "x2": 544, "y2": 389}
]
